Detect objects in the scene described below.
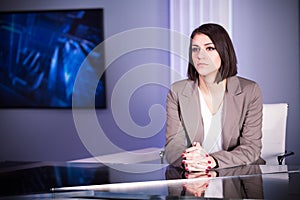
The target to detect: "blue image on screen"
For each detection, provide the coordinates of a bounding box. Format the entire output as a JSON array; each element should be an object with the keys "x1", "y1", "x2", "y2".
[{"x1": 0, "y1": 9, "x2": 106, "y2": 108}]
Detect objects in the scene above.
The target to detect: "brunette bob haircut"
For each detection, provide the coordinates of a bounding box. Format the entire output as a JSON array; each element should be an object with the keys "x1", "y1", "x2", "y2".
[{"x1": 187, "y1": 23, "x2": 237, "y2": 82}]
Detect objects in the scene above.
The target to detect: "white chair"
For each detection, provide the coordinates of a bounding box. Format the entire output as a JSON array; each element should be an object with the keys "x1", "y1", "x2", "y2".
[{"x1": 261, "y1": 103, "x2": 294, "y2": 165}]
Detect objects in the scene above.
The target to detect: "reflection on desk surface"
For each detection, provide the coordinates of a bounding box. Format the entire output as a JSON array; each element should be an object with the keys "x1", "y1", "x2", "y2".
[
  {"x1": 0, "y1": 161, "x2": 300, "y2": 199},
  {"x1": 166, "y1": 165, "x2": 264, "y2": 199}
]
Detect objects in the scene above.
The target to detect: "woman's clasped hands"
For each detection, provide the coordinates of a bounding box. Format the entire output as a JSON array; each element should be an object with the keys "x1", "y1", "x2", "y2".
[
  {"x1": 182, "y1": 171, "x2": 216, "y2": 197},
  {"x1": 181, "y1": 142, "x2": 217, "y2": 172}
]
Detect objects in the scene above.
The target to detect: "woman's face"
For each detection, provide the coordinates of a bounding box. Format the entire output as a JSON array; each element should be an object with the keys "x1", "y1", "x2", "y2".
[{"x1": 191, "y1": 33, "x2": 221, "y2": 79}]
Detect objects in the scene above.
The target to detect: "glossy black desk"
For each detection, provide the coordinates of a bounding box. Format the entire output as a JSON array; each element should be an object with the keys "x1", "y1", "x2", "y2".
[{"x1": 0, "y1": 161, "x2": 299, "y2": 199}]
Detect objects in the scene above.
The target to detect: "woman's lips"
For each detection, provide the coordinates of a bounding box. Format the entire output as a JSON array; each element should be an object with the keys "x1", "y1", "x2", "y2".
[{"x1": 197, "y1": 63, "x2": 208, "y2": 66}]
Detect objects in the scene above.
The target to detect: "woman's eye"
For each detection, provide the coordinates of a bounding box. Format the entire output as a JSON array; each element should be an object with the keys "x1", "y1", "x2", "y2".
[
  {"x1": 192, "y1": 47, "x2": 200, "y2": 53},
  {"x1": 206, "y1": 47, "x2": 216, "y2": 51}
]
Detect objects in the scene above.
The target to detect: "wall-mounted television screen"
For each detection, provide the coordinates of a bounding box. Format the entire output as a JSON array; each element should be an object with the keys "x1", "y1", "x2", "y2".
[{"x1": 0, "y1": 8, "x2": 106, "y2": 108}]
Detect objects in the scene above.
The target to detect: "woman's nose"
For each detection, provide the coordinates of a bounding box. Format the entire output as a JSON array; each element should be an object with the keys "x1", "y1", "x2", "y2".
[{"x1": 197, "y1": 48, "x2": 206, "y2": 59}]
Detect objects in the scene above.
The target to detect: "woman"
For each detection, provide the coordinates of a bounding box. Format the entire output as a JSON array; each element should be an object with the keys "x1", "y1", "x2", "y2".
[{"x1": 165, "y1": 23, "x2": 265, "y2": 172}]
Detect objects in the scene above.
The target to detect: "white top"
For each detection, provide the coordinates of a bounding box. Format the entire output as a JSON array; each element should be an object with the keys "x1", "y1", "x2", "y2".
[
  {"x1": 198, "y1": 87, "x2": 223, "y2": 154},
  {"x1": 198, "y1": 88, "x2": 224, "y2": 198}
]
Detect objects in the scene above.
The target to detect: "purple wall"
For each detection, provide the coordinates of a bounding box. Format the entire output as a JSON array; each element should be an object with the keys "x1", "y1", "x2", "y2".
[
  {"x1": 232, "y1": 0, "x2": 299, "y2": 164},
  {"x1": 0, "y1": 0, "x2": 170, "y2": 161}
]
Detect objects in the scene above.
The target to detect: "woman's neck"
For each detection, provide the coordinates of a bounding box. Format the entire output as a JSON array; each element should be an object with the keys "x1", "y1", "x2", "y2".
[
  {"x1": 199, "y1": 76, "x2": 226, "y2": 93},
  {"x1": 198, "y1": 76, "x2": 226, "y2": 115}
]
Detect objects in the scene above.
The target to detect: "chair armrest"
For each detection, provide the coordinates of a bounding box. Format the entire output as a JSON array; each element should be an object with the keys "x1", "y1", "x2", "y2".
[
  {"x1": 159, "y1": 150, "x2": 165, "y2": 164},
  {"x1": 277, "y1": 150, "x2": 295, "y2": 165}
]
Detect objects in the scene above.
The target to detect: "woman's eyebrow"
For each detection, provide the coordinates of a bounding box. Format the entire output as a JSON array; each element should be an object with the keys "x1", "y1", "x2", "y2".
[
  {"x1": 204, "y1": 42, "x2": 214, "y2": 46},
  {"x1": 192, "y1": 43, "x2": 214, "y2": 47}
]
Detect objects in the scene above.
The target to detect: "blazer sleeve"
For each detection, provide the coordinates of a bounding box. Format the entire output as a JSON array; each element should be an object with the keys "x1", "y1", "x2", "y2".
[
  {"x1": 211, "y1": 83, "x2": 264, "y2": 169},
  {"x1": 164, "y1": 88, "x2": 187, "y2": 167}
]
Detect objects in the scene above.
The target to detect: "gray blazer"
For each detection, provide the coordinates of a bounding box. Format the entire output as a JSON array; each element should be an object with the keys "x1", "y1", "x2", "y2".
[{"x1": 165, "y1": 76, "x2": 265, "y2": 168}]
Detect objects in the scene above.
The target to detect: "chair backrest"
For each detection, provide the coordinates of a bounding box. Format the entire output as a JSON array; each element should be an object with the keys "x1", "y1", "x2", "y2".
[{"x1": 261, "y1": 103, "x2": 288, "y2": 165}]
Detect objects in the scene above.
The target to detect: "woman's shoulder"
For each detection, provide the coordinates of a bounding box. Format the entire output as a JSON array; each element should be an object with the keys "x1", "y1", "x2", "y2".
[
  {"x1": 228, "y1": 76, "x2": 262, "y2": 97},
  {"x1": 236, "y1": 76, "x2": 257, "y2": 85},
  {"x1": 237, "y1": 76, "x2": 261, "y2": 92},
  {"x1": 170, "y1": 79, "x2": 194, "y2": 91},
  {"x1": 228, "y1": 76, "x2": 260, "y2": 88},
  {"x1": 228, "y1": 75, "x2": 254, "y2": 82}
]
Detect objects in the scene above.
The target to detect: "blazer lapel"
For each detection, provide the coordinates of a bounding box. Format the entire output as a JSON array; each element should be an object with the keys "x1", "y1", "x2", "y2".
[
  {"x1": 222, "y1": 76, "x2": 244, "y2": 150},
  {"x1": 179, "y1": 80, "x2": 204, "y2": 145}
]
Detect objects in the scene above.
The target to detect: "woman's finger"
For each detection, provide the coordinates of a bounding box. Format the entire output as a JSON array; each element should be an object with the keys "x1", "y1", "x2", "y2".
[
  {"x1": 183, "y1": 160, "x2": 209, "y2": 172},
  {"x1": 183, "y1": 146, "x2": 208, "y2": 159}
]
